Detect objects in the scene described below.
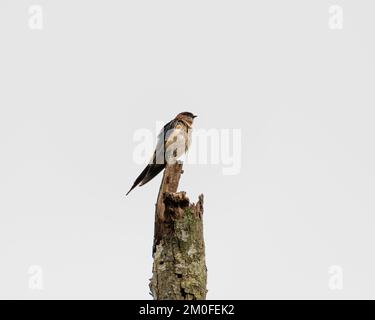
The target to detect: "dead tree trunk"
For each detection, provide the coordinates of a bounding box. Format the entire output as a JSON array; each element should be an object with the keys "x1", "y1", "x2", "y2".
[{"x1": 149, "y1": 162, "x2": 207, "y2": 300}]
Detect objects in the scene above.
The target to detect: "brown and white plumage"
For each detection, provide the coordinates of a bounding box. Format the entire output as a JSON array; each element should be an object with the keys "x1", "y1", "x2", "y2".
[{"x1": 126, "y1": 112, "x2": 197, "y2": 196}]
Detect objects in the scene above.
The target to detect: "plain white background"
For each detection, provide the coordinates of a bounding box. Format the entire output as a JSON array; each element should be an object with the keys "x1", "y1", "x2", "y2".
[{"x1": 0, "y1": 1, "x2": 374, "y2": 299}]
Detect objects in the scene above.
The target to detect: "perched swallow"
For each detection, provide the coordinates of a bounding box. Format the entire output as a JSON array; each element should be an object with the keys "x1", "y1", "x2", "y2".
[{"x1": 126, "y1": 112, "x2": 197, "y2": 196}]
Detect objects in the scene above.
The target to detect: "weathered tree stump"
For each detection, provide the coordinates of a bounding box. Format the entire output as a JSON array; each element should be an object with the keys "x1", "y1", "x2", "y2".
[{"x1": 149, "y1": 162, "x2": 207, "y2": 300}]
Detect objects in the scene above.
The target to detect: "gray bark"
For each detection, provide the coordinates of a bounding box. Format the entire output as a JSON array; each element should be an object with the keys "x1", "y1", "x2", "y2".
[{"x1": 149, "y1": 162, "x2": 207, "y2": 300}]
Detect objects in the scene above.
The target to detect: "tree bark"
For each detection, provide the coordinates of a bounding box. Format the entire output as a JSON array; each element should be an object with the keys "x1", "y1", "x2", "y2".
[{"x1": 149, "y1": 162, "x2": 207, "y2": 300}]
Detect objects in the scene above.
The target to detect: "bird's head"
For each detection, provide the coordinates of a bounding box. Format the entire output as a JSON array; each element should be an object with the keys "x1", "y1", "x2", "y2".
[{"x1": 176, "y1": 112, "x2": 197, "y2": 126}]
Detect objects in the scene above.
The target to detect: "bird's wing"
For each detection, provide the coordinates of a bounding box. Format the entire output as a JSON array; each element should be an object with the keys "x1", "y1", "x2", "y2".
[
  {"x1": 152, "y1": 119, "x2": 181, "y2": 165},
  {"x1": 126, "y1": 119, "x2": 188, "y2": 195},
  {"x1": 139, "y1": 120, "x2": 185, "y2": 187},
  {"x1": 164, "y1": 121, "x2": 190, "y2": 162}
]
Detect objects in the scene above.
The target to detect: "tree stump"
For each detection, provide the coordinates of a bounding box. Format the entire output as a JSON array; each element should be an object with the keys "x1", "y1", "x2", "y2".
[{"x1": 149, "y1": 162, "x2": 207, "y2": 300}]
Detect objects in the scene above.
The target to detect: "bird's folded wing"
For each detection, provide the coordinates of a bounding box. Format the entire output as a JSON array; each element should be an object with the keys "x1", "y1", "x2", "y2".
[
  {"x1": 152, "y1": 119, "x2": 184, "y2": 165},
  {"x1": 138, "y1": 164, "x2": 165, "y2": 186}
]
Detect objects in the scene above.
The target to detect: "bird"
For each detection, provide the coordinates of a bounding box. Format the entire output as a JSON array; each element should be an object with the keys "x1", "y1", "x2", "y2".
[{"x1": 126, "y1": 112, "x2": 197, "y2": 196}]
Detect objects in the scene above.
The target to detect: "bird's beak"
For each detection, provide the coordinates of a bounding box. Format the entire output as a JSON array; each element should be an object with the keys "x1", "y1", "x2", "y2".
[{"x1": 193, "y1": 115, "x2": 198, "y2": 118}]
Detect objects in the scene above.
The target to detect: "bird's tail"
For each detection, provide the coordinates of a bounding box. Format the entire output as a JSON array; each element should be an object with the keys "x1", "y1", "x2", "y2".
[
  {"x1": 139, "y1": 164, "x2": 165, "y2": 187},
  {"x1": 125, "y1": 163, "x2": 166, "y2": 196},
  {"x1": 126, "y1": 165, "x2": 150, "y2": 196}
]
